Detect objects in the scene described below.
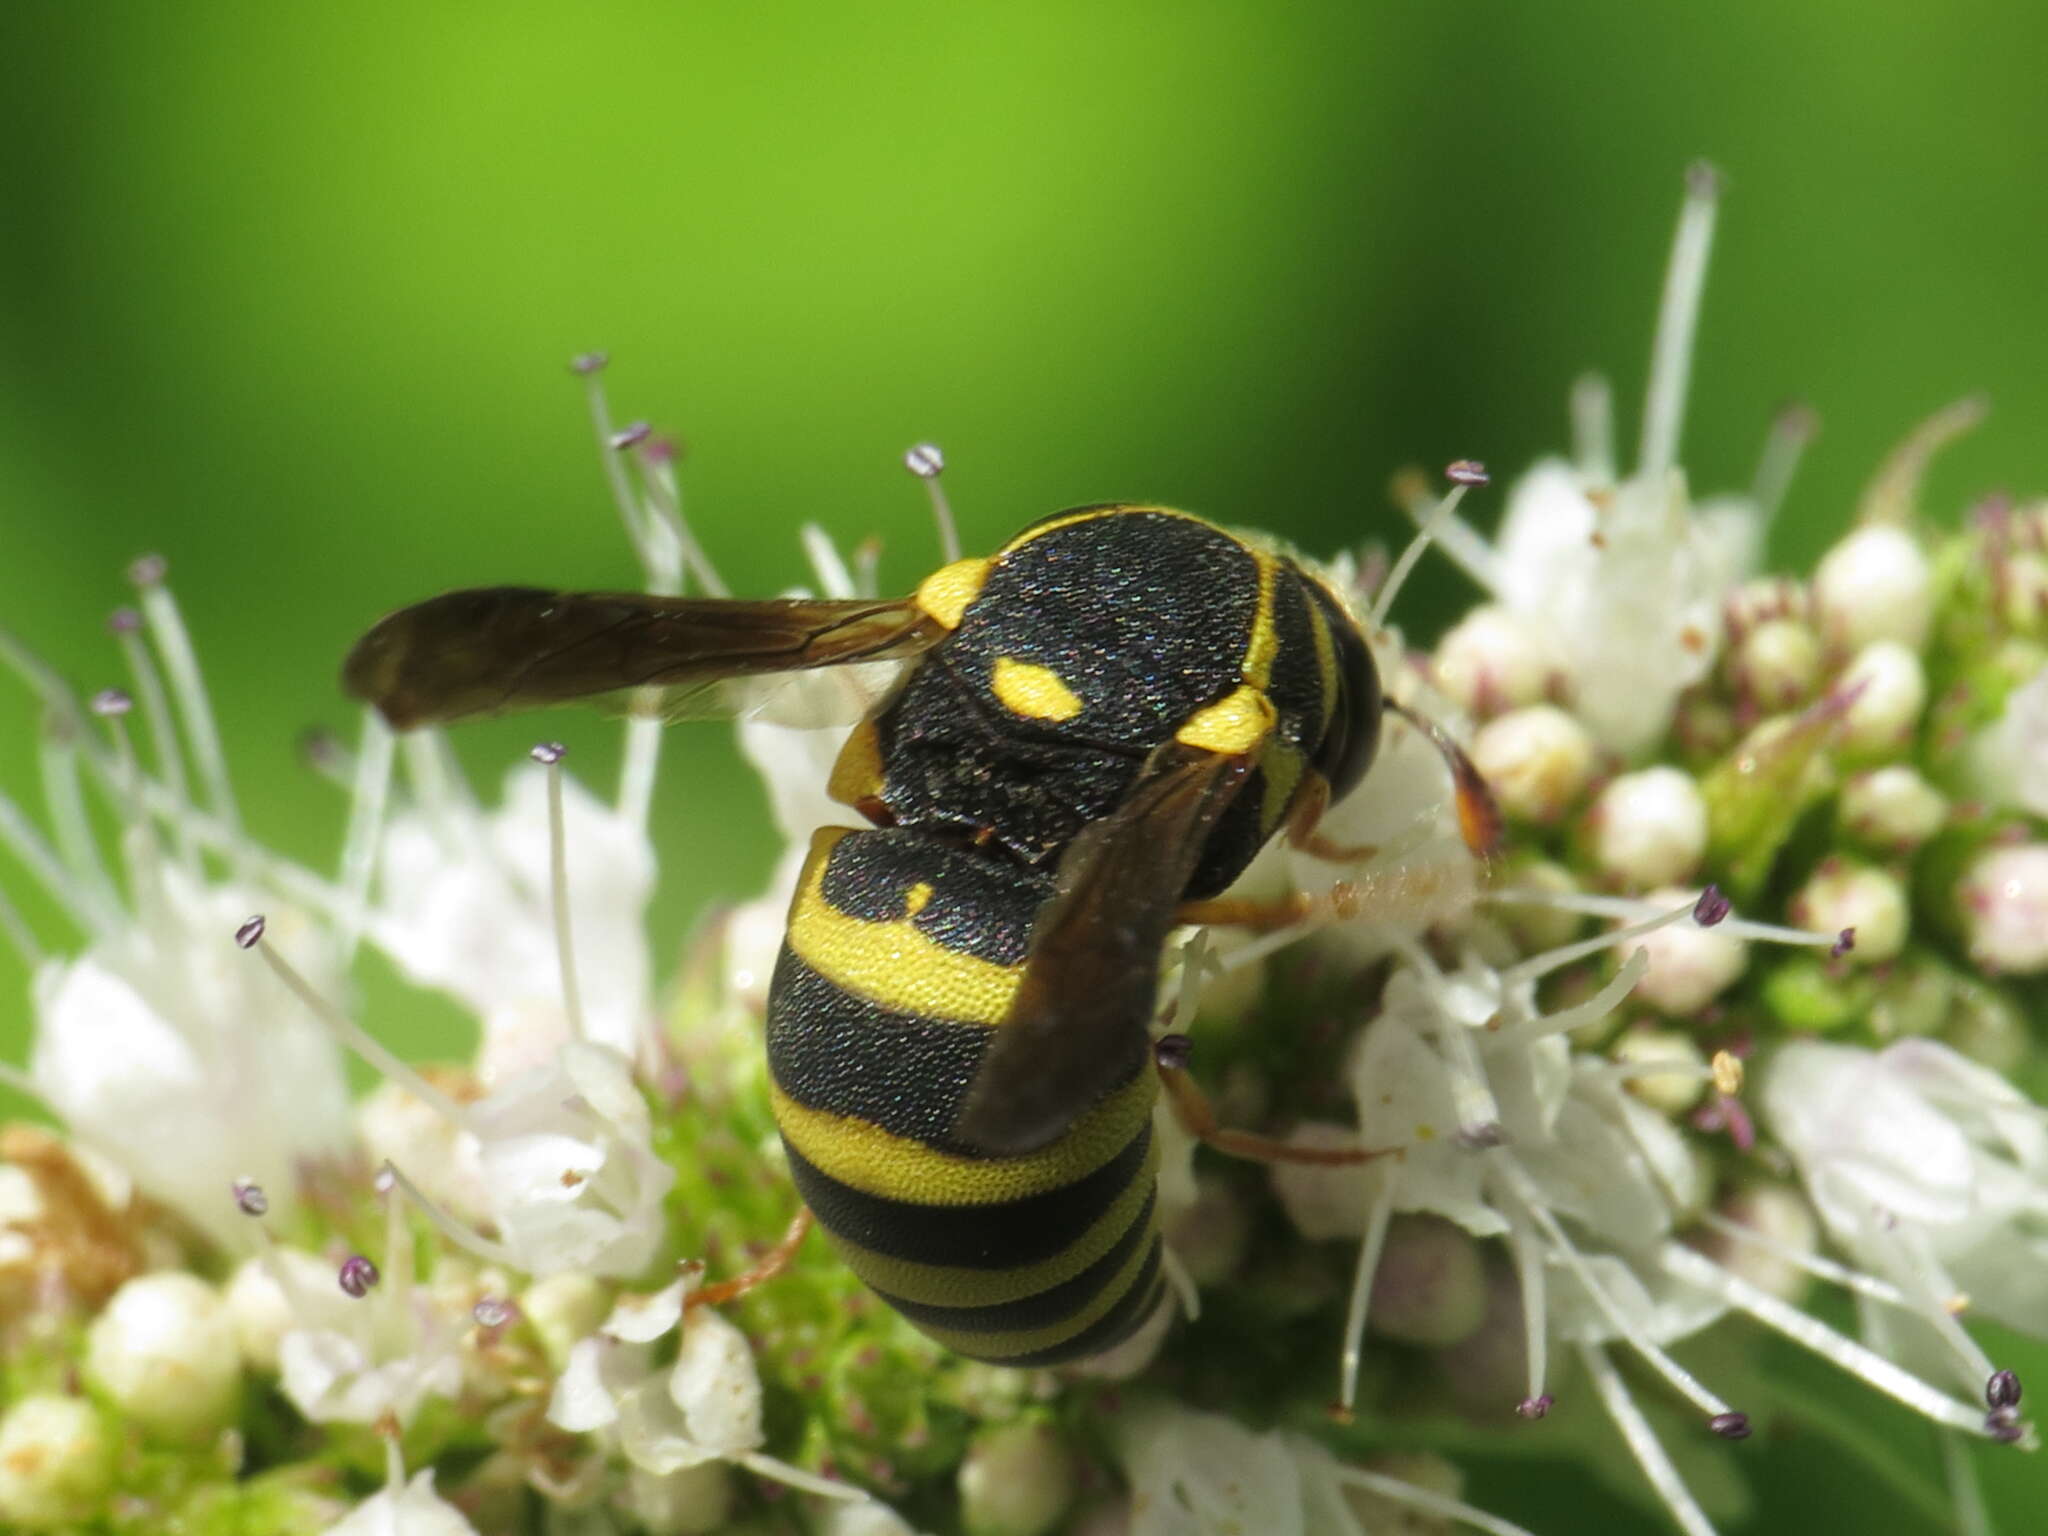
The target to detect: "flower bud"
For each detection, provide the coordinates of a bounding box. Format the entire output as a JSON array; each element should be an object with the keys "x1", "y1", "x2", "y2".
[
  {"x1": 1942, "y1": 975, "x2": 2031, "y2": 1074},
  {"x1": 1723, "y1": 576, "x2": 1808, "y2": 638},
  {"x1": 84, "y1": 1272, "x2": 242, "y2": 1441},
  {"x1": 1836, "y1": 641, "x2": 1927, "y2": 758},
  {"x1": 1468, "y1": 705, "x2": 1595, "y2": 824},
  {"x1": 1731, "y1": 618, "x2": 1821, "y2": 711},
  {"x1": 520, "y1": 1272, "x2": 610, "y2": 1369},
  {"x1": 1762, "y1": 955, "x2": 1874, "y2": 1032},
  {"x1": 2002, "y1": 551, "x2": 2048, "y2": 635},
  {"x1": 1865, "y1": 950, "x2": 1955, "y2": 1042},
  {"x1": 1430, "y1": 605, "x2": 1564, "y2": 716},
  {"x1": 1269, "y1": 1123, "x2": 1375, "y2": 1240},
  {"x1": 1965, "y1": 663, "x2": 2048, "y2": 820},
  {"x1": 1700, "y1": 1184, "x2": 1818, "y2": 1304},
  {"x1": 1618, "y1": 887, "x2": 1747, "y2": 1014},
  {"x1": 1840, "y1": 765, "x2": 1947, "y2": 852},
  {"x1": 1587, "y1": 766, "x2": 1708, "y2": 888},
  {"x1": 959, "y1": 1421, "x2": 1077, "y2": 1536},
  {"x1": 1611, "y1": 1028, "x2": 1707, "y2": 1114},
  {"x1": 1369, "y1": 1215, "x2": 1487, "y2": 1346},
  {"x1": 1789, "y1": 859, "x2": 1909, "y2": 966},
  {"x1": 1957, "y1": 842, "x2": 2048, "y2": 974},
  {"x1": 0, "y1": 1395, "x2": 115, "y2": 1529},
  {"x1": 1813, "y1": 525, "x2": 1931, "y2": 653}
]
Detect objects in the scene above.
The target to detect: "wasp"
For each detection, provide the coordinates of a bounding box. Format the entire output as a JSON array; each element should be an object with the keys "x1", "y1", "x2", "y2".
[{"x1": 344, "y1": 504, "x2": 1497, "y2": 1365}]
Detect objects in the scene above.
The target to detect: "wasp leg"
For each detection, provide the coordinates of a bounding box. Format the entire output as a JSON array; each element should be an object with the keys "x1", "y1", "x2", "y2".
[
  {"x1": 1153, "y1": 1036, "x2": 1399, "y2": 1167},
  {"x1": 684, "y1": 1206, "x2": 816, "y2": 1310},
  {"x1": 1177, "y1": 879, "x2": 1394, "y2": 934},
  {"x1": 1283, "y1": 770, "x2": 1382, "y2": 864}
]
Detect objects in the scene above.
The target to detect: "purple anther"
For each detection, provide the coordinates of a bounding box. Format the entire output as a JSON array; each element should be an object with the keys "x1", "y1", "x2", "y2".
[
  {"x1": 1154, "y1": 1033, "x2": 1193, "y2": 1071},
  {"x1": 338, "y1": 1255, "x2": 380, "y2": 1298},
  {"x1": 1709, "y1": 1411, "x2": 1752, "y2": 1441},
  {"x1": 90, "y1": 689, "x2": 133, "y2": 718},
  {"x1": 1445, "y1": 459, "x2": 1490, "y2": 487},
  {"x1": 1988, "y1": 1368, "x2": 2022, "y2": 1410},
  {"x1": 904, "y1": 443, "x2": 946, "y2": 479},
  {"x1": 234, "y1": 915, "x2": 267, "y2": 950},
  {"x1": 1830, "y1": 928, "x2": 1856, "y2": 959},
  {"x1": 1515, "y1": 1395, "x2": 1554, "y2": 1420},
  {"x1": 1693, "y1": 884, "x2": 1732, "y2": 927},
  {"x1": 530, "y1": 741, "x2": 568, "y2": 766},
  {"x1": 231, "y1": 1179, "x2": 269, "y2": 1217}
]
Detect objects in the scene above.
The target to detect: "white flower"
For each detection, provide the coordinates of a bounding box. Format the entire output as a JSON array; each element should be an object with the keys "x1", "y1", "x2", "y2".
[
  {"x1": 372, "y1": 763, "x2": 656, "y2": 1080},
  {"x1": 324, "y1": 1469, "x2": 479, "y2": 1536},
  {"x1": 1765, "y1": 1039, "x2": 2048, "y2": 1344},
  {"x1": 467, "y1": 1040, "x2": 675, "y2": 1279},
  {"x1": 1813, "y1": 524, "x2": 1934, "y2": 654},
  {"x1": 547, "y1": 1277, "x2": 860, "y2": 1503},
  {"x1": 277, "y1": 1233, "x2": 466, "y2": 1426},
  {"x1": 1587, "y1": 766, "x2": 1709, "y2": 889},
  {"x1": 29, "y1": 881, "x2": 353, "y2": 1252}
]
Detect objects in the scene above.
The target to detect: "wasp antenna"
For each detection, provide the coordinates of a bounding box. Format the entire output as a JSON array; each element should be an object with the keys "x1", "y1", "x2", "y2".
[{"x1": 1385, "y1": 699, "x2": 1503, "y2": 857}]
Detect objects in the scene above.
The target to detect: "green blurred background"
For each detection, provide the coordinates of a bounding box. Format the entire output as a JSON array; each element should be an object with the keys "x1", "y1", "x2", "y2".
[{"x1": 2, "y1": 2, "x2": 2043, "y2": 1529}]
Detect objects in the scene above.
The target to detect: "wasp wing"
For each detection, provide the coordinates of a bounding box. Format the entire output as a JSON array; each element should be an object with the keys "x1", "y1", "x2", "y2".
[
  {"x1": 950, "y1": 742, "x2": 1254, "y2": 1156},
  {"x1": 342, "y1": 587, "x2": 942, "y2": 730}
]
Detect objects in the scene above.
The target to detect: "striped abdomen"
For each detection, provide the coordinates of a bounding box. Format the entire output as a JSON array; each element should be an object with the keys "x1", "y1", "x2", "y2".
[{"x1": 765, "y1": 825, "x2": 1163, "y2": 1365}]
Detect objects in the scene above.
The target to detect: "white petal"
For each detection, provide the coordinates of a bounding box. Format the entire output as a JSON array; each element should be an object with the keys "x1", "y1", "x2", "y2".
[
  {"x1": 546, "y1": 1337, "x2": 623, "y2": 1432},
  {"x1": 1121, "y1": 1404, "x2": 1305, "y2": 1536},
  {"x1": 323, "y1": 1470, "x2": 480, "y2": 1536},
  {"x1": 668, "y1": 1307, "x2": 765, "y2": 1455}
]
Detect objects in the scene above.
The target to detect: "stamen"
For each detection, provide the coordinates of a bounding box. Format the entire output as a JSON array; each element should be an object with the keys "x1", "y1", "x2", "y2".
[
  {"x1": 734, "y1": 1452, "x2": 863, "y2": 1502},
  {"x1": 338, "y1": 1254, "x2": 381, "y2": 1299},
  {"x1": 130, "y1": 556, "x2": 243, "y2": 845},
  {"x1": 472, "y1": 1295, "x2": 516, "y2": 1330},
  {"x1": 532, "y1": 744, "x2": 588, "y2": 1044},
  {"x1": 1941, "y1": 1428, "x2": 1994, "y2": 1536},
  {"x1": 853, "y1": 536, "x2": 882, "y2": 599},
  {"x1": 1659, "y1": 1243, "x2": 1999, "y2": 1436},
  {"x1": 241, "y1": 915, "x2": 472, "y2": 1129},
  {"x1": 1571, "y1": 373, "x2": 1616, "y2": 484},
  {"x1": 1857, "y1": 395, "x2": 1988, "y2": 527},
  {"x1": 232, "y1": 1178, "x2": 269, "y2": 1217},
  {"x1": 0, "y1": 882, "x2": 44, "y2": 966},
  {"x1": 904, "y1": 443, "x2": 962, "y2": 564},
  {"x1": 608, "y1": 421, "x2": 652, "y2": 451},
  {"x1": 1483, "y1": 884, "x2": 1841, "y2": 950},
  {"x1": 1326, "y1": 1461, "x2": 1542, "y2": 1536},
  {"x1": 801, "y1": 524, "x2": 859, "y2": 600},
  {"x1": 1503, "y1": 1204, "x2": 1550, "y2": 1414},
  {"x1": 1498, "y1": 893, "x2": 1699, "y2": 989},
  {"x1": 1750, "y1": 402, "x2": 1819, "y2": 526},
  {"x1": 378, "y1": 1163, "x2": 417, "y2": 1347},
  {"x1": 1393, "y1": 474, "x2": 1499, "y2": 593},
  {"x1": 108, "y1": 612, "x2": 195, "y2": 868},
  {"x1": 1987, "y1": 1369, "x2": 2022, "y2": 1411},
  {"x1": 0, "y1": 784, "x2": 111, "y2": 934},
  {"x1": 1876, "y1": 1222, "x2": 1999, "y2": 1397},
  {"x1": 1638, "y1": 161, "x2": 1721, "y2": 483},
  {"x1": 1162, "y1": 930, "x2": 1214, "y2": 1036},
  {"x1": 1337, "y1": 1174, "x2": 1395, "y2": 1413},
  {"x1": 1503, "y1": 1164, "x2": 1739, "y2": 1423},
  {"x1": 1578, "y1": 1342, "x2": 1718, "y2": 1536},
  {"x1": 1370, "y1": 468, "x2": 1481, "y2": 630},
  {"x1": 1692, "y1": 885, "x2": 1731, "y2": 926},
  {"x1": 378, "y1": 1161, "x2": 520, "y2": 1269},
  {"x1": 336, "y1": 708, "x2": 395, "y2": 962},
  {"x1": 1695, "y1": 1210, "x2": 1911, "y2": 1307}
]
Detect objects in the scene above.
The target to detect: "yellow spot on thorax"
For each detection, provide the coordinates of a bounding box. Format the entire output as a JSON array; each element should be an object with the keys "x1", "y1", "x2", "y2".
[
  {"x1": 914, "y1": 557, "x2": 992, "y2": 630},
  {"x1": 990, "y1": 656, "x2": 1084, "y2": 722},
  {"x1": 1175, "y1": 684, "x2": 1277, "y2": 755},
  {"x1": 903, "y1": 881, "x2": 935, "y2": 917}
]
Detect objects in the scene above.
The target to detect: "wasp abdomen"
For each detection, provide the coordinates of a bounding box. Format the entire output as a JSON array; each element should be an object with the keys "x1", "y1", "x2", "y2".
[{"x1": 765, "y1": 826, "x2": 1164, "y2": 1364}]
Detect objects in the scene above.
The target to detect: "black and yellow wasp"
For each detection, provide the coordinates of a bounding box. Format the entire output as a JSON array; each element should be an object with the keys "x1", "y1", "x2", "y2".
[{"x1": 345, "y1": 504, "x2": 1492, "y2": 1365}]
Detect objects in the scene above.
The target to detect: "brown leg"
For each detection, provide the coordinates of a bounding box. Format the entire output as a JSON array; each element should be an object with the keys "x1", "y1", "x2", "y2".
[
  {"x1": 1154, "y1": 1036, "x2": 1400, "y2": 1166},
  {"x1": 1177, "y1": 879, "x2": 1388, "y2": 934},
  {"x1": 1284, "y1": 771, "x2": 1384, "y2": 864},
  {"x1": 685, "y1": 1207, "x2": 816, "y2": 1309}
]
